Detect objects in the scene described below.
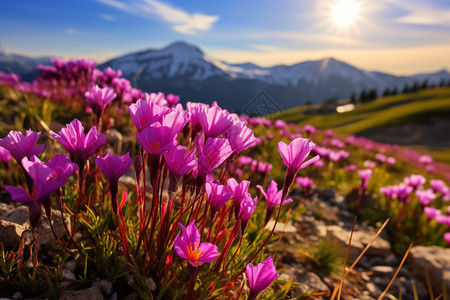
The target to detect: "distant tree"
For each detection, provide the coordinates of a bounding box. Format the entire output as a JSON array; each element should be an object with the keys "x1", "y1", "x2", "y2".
[
  {"x1": 367, "y1": 89, "x2": 377, "y2": 101},
  {"x1": 359, "y1": 90, "x2": 367, "y2": 102},
  {"x1": 391, "y1": 87, "x2": 398, "y2": 95},
  {"x1": 411, "y1": 81, "x2": 420, "y2": 92},
  {"x1": 350, "y1": 93, "x2": 356, "y2": 104},
  {"x1": 402, "y1": 85, "x2": 410, "y2": 94},
  {"x1": 382, "y1": 88, "x2": 391, "y2": 97},
  {"x1": 305, "y1": 100, "x2": 312, "y2": 107},
  {"x1": 439, "y1": 79, "x2": 447, "y2": 87},
  {"x1": 420, "y1": 79, "x2": 428, "y2": 90}
]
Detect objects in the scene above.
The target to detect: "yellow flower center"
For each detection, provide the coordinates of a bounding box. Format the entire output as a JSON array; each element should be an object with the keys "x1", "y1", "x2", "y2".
[{"x1": 186, "y1": 242, "x2": 203, "y2": 264}]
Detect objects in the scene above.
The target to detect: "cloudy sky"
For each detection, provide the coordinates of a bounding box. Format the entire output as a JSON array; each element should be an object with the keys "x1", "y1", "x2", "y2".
[{"x1": 1, "y1": 0, "x2": 449, "y2": 75}]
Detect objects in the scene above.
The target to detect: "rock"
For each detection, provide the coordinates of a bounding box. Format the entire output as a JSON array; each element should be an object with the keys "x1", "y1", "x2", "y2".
[
  {"x1": 65, "y1": 260, "x2": 77, "y2": 272},
  {"x1": 92, "y1": 280, "x2": 113, "y2": 295},
  {"x1": 147, "y1": 277, "x2": 156, "y2": 291},
  {"x1": 296, "y1": 271, "x2": 330, "y2": 295},
  {"x1": 62, "y1": 269, "x2": 76, "y2": 281},
  {"x1": 0, "y1": 202, "x2": 14, "y2": 216},
  {"x1": 123, "y1": 294, "x2": 139, "y2": 300},
  {"x1": 0, "y1": 220, "x2": 26, "y2": 247},
  {"x1": 384, "y1": 253, "x2": 399, "y2": 266},
  {"x1": 326, "y1": 226, "x2": 391, "y2": 260},
  {"x1": 12, "y1": 291, "x2": 23, "y2": 300},
  {"x1": 0, "y1": 206, "x2": 71, "y2": 249},
  {"x1": 59, "y1": 287, "x2": 104, "y2": 300},
  {"x1": 265, "y1": 220, "x2": 297, "y2": 233},
  {"x1": 408, "y1": 246, "x2": 450, "y2": 297},
  {"x1": 108, "y1": 292, "x2": 117, "y2": 300},
  {"x1": 371, "y1": 265, "x2": 394, "y2": 275}
]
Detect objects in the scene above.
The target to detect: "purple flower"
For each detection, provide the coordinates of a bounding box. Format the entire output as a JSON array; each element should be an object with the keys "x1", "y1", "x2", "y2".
[
  {"x1": 50, "y1": 119, "x2": 106, "y2": 169},
  {"x1": 424, "y1": 207, "x2": 441, "y2": 220},
  {"x1": 163, "y1": 145, "x2": 197, "y2": 181},
  {"x1": 196, "y1": 136, "x2": 233, "y2": 176},
  {"x1": 84, "y1": 85, "x2": 116, "y2": 119},
  {"x1": 416, "y1": 189, "x2": 436, "y2": 206},
  {"x1": 129, "y1": 99, "x2": 171, "y2": 132},
  {"x1": 358, "y1": 169, "x2": 372, "y2": 189},
  {"x1": 0, "y1": 130, "x2": 45, "y2": 164},
  {"x1": 296, "y1": 176, "x2": 314, "y2": 192},
  {"x1": 198, "y1": 106, "x2": 234, "y2": 138},
  {"x1": 303, "y1": 124, "x2": 316, "y2": 135},
  {"x1": 205, "y1": 181, "x2": 233, "y2": 212},
  {"x1": 239, "y1": 194, "x2": 257, "y2": 229},
  {"x1": 5, "y1": 154, "x2": 78, "y2": 227},
  {"x1": 0, "y1": 146, "x2": 11, "y2": 163},
  {"x1": 246, "y1": 257, "x2": 279, "y2": 299},
  {"x1": 430, "y1": 179, "x2": 448, "y2": 195},
  {"x1": 404, "y1": 174, "x2": 426, "y2": 189},
  {"x1": 257, "y1": 180, "x2": 293, "y2": 210},
  {"x1": 161, "y1": 110, "x2": 188, "y2": 136},
  {"x1": 95, "y1": 152, "x2": 133, "y2": 184},
  {"x1": 395, "y1": 184, "x2": 413, "y2": 203},
  {"x1": 386, "y1": 157, "x2": 396, "y2": 165},
  {"x1": 95, "y1": 152, "x2": 133, "y2": 213},
  {"x1": 136, "y1": 123, "x2": 177, "y2": 155},
  {"x1": 166, "y1": 93, "x2": 180, "y2": 105},
  {"x1": 363, "y1": 160, "x2": 376, "y2": 169},
  {"x1": 444, "y1": 233, "x2": 450, "y2": 245},
  {"x1": 173, "y1": 220, "x2": 218, "y2": 267},
  {"x1": 226, "y1": 120, "x2": 256, "y2": 154},
  {"x1": 277, "y1": 138, "x2": 319, "y2": 183}
]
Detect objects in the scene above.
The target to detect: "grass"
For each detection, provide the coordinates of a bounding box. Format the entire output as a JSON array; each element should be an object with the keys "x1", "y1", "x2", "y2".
[{"x1": 278, "y1": 87, "x2": 450, "y2": 133}]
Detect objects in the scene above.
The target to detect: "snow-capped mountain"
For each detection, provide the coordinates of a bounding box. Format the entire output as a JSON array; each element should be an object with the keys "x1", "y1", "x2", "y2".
[
  {"x1": 99, "y1": 42, "x2": 450, "y2": 110},
  {"x1": 2, "y1": 41, "x2": 449, "y2": 111},
  {"x1": 0, "y1": 50, "x2": 52, "y2": 81}
]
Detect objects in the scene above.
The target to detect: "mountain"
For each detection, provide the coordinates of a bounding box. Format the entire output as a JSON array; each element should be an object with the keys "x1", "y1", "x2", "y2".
[
  {"x1": 0, "y1": 49, "x2": 52, "y2": 81},
  {"x1": 2, "y1": 42, "x2": 449, "y2": 112},
  {"x1": 99, "y1": 42, "x2": 450, "y2": 111}
]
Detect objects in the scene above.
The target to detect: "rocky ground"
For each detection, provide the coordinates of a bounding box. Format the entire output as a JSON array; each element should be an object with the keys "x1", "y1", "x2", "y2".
[{"x1": 1, "y1": 187, "x2": 449, "y2": 299}]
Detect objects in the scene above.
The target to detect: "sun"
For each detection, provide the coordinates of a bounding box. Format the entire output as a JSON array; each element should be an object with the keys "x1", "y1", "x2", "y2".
[{"x1": 331, "y1": 0, "x2": 360, "y2": 28}]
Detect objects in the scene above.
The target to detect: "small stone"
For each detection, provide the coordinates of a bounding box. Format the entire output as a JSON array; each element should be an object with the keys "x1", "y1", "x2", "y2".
[
  {"x1": 123, "y1": 294, "x2": 139, "y2": 300},
  {"x1": 361, "y1": 273, "x2": 370, "y2": 282},
  {"x1": 108, "y1": 292, "x2": 117, "y2": 300},
  {"x1": 265, "y1": 220, "x2": 297, "y2": 233},
  {"x1": 366, "y1": 282, "x2": 379, "y2": 297},
  {"x1": 60, "y1": 287, "x2": 104, "y2": 300},
  {"x1": 62, "y1": 269, "x2": 76, "y2": 280},
  {"x1": 65, "y1": 260, "x2": 77, "y2": 272},
  {"x1": 0, "y1": 220, "x2": 26, "y2": 247},
  {"x1": 147, "y1": 277, "x2": 156, "y2": 291},
  {"x1": 384, "y1": 253, "x2": 398, "y2": 266},
  {"x1": 93, "y1": 280, "x2": 113, "y2": 295},
  {"x1": 371, "y1": 265, "x2": 394, "y2": 274},
  {"x1": 12, "y1": 291, "x2": 23, "y2": 300}
]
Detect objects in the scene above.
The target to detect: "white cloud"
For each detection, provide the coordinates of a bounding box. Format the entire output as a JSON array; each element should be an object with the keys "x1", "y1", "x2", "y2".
[
  {"x1": 101, "y1": 14, "x2": 116, "y2": 21},
  {"x1": 65, "y1": 28, "x2": 77, "y2": 35},
  {"x1": 393, "y1": 1, "x2": 450, "y2": 26},
  {"x1": 96, "y1": 0, "x2": 218, "y2": 34}
]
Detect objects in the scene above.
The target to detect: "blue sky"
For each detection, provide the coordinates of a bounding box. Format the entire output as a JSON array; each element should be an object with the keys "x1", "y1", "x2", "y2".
[{"x1": 1, "y1": 0, "x2": 449, "y2": 75}]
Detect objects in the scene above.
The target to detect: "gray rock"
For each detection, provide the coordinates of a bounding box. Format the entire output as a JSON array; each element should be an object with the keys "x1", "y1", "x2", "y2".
[
  {"x1": 326, "y1": 226, "x2": 391, "y2": 260},
  {"x1": 12, "y1": 291, "x2": 23, "y2": 300},
  {"x1": 0, "y1": 206, "x2": 71, "y2": 249},
  {"x1": 384, "y1": 253, "x2": 399, "y2": 266},
  {"x1": 408, "y1": 246, "x2": 450, "y2": 297},
  {"x1": 59, "y1": 287, "x2": 104, "y2": 300},
  {"x1": 62, "y1": 269, "x2": 76, "y2": 281},
  {"x1": 92, "y1": 280, "x2": 113, "y2": 295},
  {"x1": 0, "y1": 202, "x2": 14, "y2": 216},
  {"x1": 371, "y1": 265, "x2": 394, "y2": 275},
  {"x1": 64, "y1": 260, "x2": 77, "y2": 272},
  {"x1": 0, "y1": 220, "x2": 26, "y2": 247},
  {"x1": 108, "y1": 292, "x2": 117, "y2": 300},
  {"x1": 265, "y1": 220, "x2": 297, "y2": 233}
]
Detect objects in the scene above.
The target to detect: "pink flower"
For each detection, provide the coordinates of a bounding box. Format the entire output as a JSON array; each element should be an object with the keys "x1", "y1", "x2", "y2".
[
  {"x1": 198, "y1": 106, "x2": 234, "y2": 138},
  {"x1": 277, "y1": 138, "x2": 319, "y2": 179},
  {"x1": 0, "y1": 130, "x2": 45, "y2": 164},
  {"x1": 0, "y1": 146, "x2": 11, "y2": 163},
  {"x1": 404, "y1": 174, "x2": 426, "y2": 189},
  {"x1": 296, "y1": 176, "x2": 314, "y2": 192},
  {"x1": 205, "y1": 181, "x2": 232, "y2": 212},
  {"x1": 444, "y1": 233, "x2": 450, "y2": 245},
  {"x1": 419, "y1": 155, "x2": 433, "y2": 164},
  {"x1": 196, "y1": 137, "x2": 233, "y2": 176},
  {"x1": 424, "y1": 207, "x2": 441, "y2": 220},
  {"x1": 129, "y1": 99, "x2": 170, "y2": 132},
  {"x1": 166, "y1": 93, "x2": 180, "y2": 105},
  {"x1": 358, "y1": 169, "x2": 372, "y2": 189},
  {"x1": 363, "y1": 160, "x2": 376, "y2": 169},
  {"x1": 303, "y1": 124, "x2": 316, "y2": 135},
  {"x1": 257, "y1": 180, "x2": 293, "y2": 210},
  {"x1": 173, "y1": 220, "x2": 218, "y2": 267},
  {"x1": 50, "y1": 119, "x2": 106, "y2": 170},
  {"x1": 430, "y1": 179, "x2": 448, "y2": 195},
  {"x1": 163, "y1": 145, "x2": 196, "y2": 181},
  {"x1": 5, "y1": 154, "x2": 78, "y2": 227},
  {"x1": 136, "y1": 123, "x2": 177, "y2": 155},
  {"x1": 246, "y1": 257, "x2": 278, "y2": 300},
  {"x1": 84, "y1": 85, "x2": 116, "y2": 119},
  {"x1": 226, "y1": 120, "x2": 256, "y2": 154},
  {"x1": 239, "y1": 194, "x2": 257, "y2": 229},
  {"x1": 416, "y1": 189, "x2": 436, "y2": 206},
  {"x1": 161, "y1": 110, "x2": 188, "y2": 136}
]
